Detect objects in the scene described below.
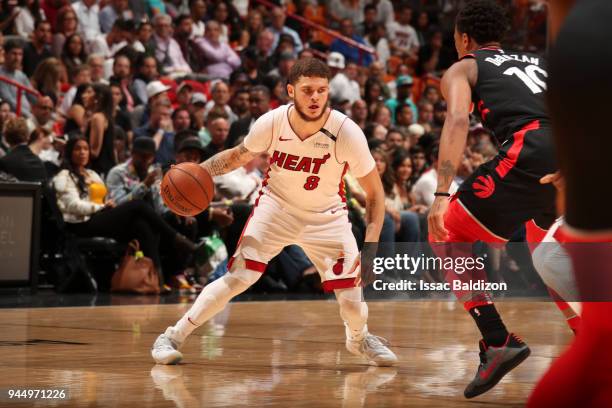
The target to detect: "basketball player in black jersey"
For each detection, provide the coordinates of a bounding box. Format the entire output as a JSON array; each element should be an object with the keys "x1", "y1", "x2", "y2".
[{"x1": 428, "y1": 0, "x2": 557, "y2": 398}]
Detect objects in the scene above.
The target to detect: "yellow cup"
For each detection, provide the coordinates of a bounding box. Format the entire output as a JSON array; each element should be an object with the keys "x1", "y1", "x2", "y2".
[{"x1": 89, "y1": 183, "x2": 107, "y2": 205}]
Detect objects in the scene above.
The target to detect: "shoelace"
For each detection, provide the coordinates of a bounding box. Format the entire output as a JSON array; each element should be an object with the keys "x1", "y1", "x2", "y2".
[
  {"x1": 364, "y1": 334, "x2": 391, "y2": 349},
  {"x1": 511, "y1": 333, "x2": 523, "y2": 343}
]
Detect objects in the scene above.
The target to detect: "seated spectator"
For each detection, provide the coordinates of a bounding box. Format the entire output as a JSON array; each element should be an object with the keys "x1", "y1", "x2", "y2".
[
  {"x1": 350, "y1": 99, "x2": 368, "y2": 129},
  {"x1": 189, "y1": 0, "x2": 207, "y2": 39},
  {"x1": 372, "y1": 104, "x2": 392, "y2": 129},
  {"x1": 88, "y1": 18, "x2": 129, "y2": 60},
  {"x1": 268, "y1": 6, "x2": 303, "y2": 55},
  {"x1": 132, "y1": 54, "x2": 159, "y2": 106},
  {"x1": 418, "y1": 30, "x2": 454, "y2": 76},
  {"x1": 14, "y1": 0, "x2": 44, "y2": 38},
  {"x1": 328, "y1": 52, "x2": 360, "y2": 105},
  {"x1": 88, "y1": 54, "x2": 108, "y2": 85},
  {"x1": 196, "y1": 20, "x2": 241, "y2": 80},
  {"x1": 225, "y1": 85, "x2": 270, "y2": 148},
  {"x1": 230, "y1": 88, "x2": 250, "y2": 121},
  {"x1": 202, "y1": 116, "x2": 229, "y2": 160},
  {"x1": 372, "y1": 148, "x2": 420, "y2": 242},
  {"x1": 0, "y1": 117, "x2": 47, "y2": 183},
  {"x1": 86, "y1": 84, "x2": 116, "y2": 178},
  {"x1": 386, "y1": 4, "x2": 419, "y2": 59},
  {"x1": 27, "y1": 95, "x2": 55, "y2": 133},
  {"x1": 0, "y1": 40, "x2": 35, "y2": 117},
  {"x1": 391, "y1": 149, "x2": 427, "y2": 214},
  {"x1": 395, "y1": 103, "x2": 415, "y2": 136},
  {"x1": 100, "y1": 0, "x2": 132, "y2": 34},
  {"x1": 52, "y1": 6, "x2": 79, "y2": 57},
  {"x1": 64, "y1": 83, "x2": 94, "y2": 136},
  {"x1": 130, "y1": 80, "x2": 171, "y2": 131},
  {"x1": 203, "y1": 80, "x2": 237, "y2": 123},
  {"x1": 61, "y1": 33, "x2": 88, "y2": 79},
  {"x1": 110, "y1": 54, "x2": 139, "y2": 111},
  {"x1": 23, "y1": 20, "x2": 53, "y2": 77},
  {"x1": 135, "y1": 99, "x2": 175, "y2": 166},
  {"x1": 109, "y1": 82, "x2": 133, "y2": 144},
  {"x1": 385, "y1": 75, "x2": 417, "y2": 125},
  {"x1": 53, "y1": 135, "x2": 204, "y2": 282},
  {"x1": 385, "y1": 128, "x2": 405, "y2": 153},
  {"x1": 153, "y1": 13, "x2": 192, "y2": 76},
  {"x1": 365, "y1": 23, "x2": 391, "y2": 66},
  {"x1": 60, "y1": 64, "x2": 92, "y2": 115},
  {"x1": 173, "y1": 14, "x2": 206, "y2": 73},
  {"x1": 31, "y1": 58, "x2": 63, "y2": 104},
  {"x1": 171, "y1": 107, "x2": 191, "y2": 133},
  {"x1": 408, "y1": 144, "x2": 427, "y2": 183},
  {"x1": 417, "y1": 100, "x2": 434, "y2": 133},
  {"x1": 72, "y1": 0, "x2": 101, "y2": 44},
  {"x1": 29, "y1": 126, "x2": 61, "y2": 174},
  {"x1": 330, "y1": 19, "x2": 373, "y2": 66}
]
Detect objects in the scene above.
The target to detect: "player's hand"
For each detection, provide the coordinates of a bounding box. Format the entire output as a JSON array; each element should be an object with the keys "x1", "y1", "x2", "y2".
[
  {"x1": 428, "y1": 196, "x2": 449, "y2": 242},
  {"x1": 540, "y1": 171, "x2": 565, "y2": 215}
]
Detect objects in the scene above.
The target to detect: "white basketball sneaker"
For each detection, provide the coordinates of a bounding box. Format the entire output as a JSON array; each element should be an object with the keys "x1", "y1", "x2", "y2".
[
  {"x1": 346, "y1": 331, "x2": 398, "y2": 367},
  {"x1": 151, "y1": 327, "x2": 184, "y2": 365}
]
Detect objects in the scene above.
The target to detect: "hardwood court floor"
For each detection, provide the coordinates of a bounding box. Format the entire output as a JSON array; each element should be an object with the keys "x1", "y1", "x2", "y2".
[{"x1": 0, "y1": 300, "x2": 572, "y2": 407}]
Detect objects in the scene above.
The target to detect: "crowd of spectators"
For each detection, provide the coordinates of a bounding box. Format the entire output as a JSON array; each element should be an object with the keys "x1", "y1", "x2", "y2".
[{"x1": 0, "y1": 0, "x2": 545, "y2": 294}]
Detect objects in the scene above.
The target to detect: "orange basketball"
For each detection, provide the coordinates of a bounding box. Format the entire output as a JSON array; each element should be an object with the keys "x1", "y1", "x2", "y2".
[{"x1": 161, "y1": 162, "x2": 214, "y2": 216}]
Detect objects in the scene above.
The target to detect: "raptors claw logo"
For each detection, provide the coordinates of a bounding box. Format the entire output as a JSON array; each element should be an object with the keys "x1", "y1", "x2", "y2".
[{"x1": 472, "y1": 175, "x2": 496, "y2": 198}]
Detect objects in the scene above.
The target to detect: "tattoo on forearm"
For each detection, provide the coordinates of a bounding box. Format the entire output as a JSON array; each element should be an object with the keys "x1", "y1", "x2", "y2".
[
  {"x1": 438, "y1": 160, "x2": 456, "y2": 189},
  {"x1": 204, "y1": 144, "x2": 254, "y2": 176}
]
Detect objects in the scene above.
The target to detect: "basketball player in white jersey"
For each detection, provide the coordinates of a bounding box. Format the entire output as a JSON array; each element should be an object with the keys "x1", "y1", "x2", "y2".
[{"x1": 152, "y1": 58, "x2": 398, "y2": 366}]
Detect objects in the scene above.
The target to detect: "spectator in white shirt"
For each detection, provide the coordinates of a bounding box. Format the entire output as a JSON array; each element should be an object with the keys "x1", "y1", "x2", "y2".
[
  {"x1": 387, "y1": 4, "x2": 419, "y2": 58},
  {"x1": 189, "y1": 0, "x2": 206, "y2": 39},
  {"x1": 99, "y1": 0, "x2": 132, "y2": 34},
  {"x1": 328, "y1": 52, "x2": 361, "y2": 105},
  {"x1": 72, "y1": 0, "x2": 101, "y2": 44}
]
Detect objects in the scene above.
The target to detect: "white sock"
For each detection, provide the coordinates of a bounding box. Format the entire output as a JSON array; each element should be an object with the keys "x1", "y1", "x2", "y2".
[
  {"x1": 335, "y1": 287, "x2": 368, "y2": 341},
  {"x1": 172, "y1": 268, "x2": 261, "y2": 343}
]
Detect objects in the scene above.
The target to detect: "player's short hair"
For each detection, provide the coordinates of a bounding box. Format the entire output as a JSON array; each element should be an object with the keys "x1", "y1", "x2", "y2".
[
  {"x1": 287, "y1": 57, "x2": 331, "y2": 85},
  {"x1": 455, "y1": 0, "x2": 508, "y2": 44}
]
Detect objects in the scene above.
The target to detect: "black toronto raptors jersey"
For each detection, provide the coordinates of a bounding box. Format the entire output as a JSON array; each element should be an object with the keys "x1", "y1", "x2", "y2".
[{"x1": 464, "y1": 47, "x2": 549, "y2": 143}]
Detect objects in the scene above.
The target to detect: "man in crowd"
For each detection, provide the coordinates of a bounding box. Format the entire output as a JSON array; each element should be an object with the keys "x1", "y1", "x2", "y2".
[
  {"x1": 23, "y1": 21, "x2": 53, "y2": 77},
  {"x1": 203, "y1": 81, "x2": 237, "y2": 124},
  {"x1": 0, "y1": 40, "x2": 35, "y2": 117},
  {"x1": 73, "y1": 0, "x2": 101, "y2": 44},
  {"x1": 153, "y1": 14, "x2": 192, "y2": 75},
  {"x1": 328, "y1": 53, "x2": 360, "y2": 105},
  {"x1": 330, "y1": 19, "x2": 374, "y2": 66},
  {"x1": 202, "y1": 116, "x2": 230, "y2": 160},
  {"x1": 135, "y1": 100, "x2": 175, "y2": 166},
  {"x1": 0, "y1": 117, "x2": 47, "y2": 183},
  {"x1": 226, "y1": 85, "x2": 270, "y2": 148}
]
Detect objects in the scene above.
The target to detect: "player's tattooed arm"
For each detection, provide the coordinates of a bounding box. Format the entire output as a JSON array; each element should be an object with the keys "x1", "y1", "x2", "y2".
[
  {"x1": 435, "y1": 59, "x2": 473, "y2": 192},
  {"x1": 201, "y1": 143, "x2": 259, "y2": 176}
]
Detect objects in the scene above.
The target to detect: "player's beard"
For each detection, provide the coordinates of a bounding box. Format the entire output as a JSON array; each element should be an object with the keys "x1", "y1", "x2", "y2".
[{"x1": 293, "y1": 98, "x2": 329, "y2": 122}]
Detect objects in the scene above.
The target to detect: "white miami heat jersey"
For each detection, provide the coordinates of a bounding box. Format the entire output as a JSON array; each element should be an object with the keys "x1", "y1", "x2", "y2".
[{"x1": 243, "y1": 104, "x2": 375, "y2": 212}]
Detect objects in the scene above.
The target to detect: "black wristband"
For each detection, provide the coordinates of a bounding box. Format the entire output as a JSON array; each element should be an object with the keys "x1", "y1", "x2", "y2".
[{"x1": 434, "y1": 192, "x2": 451, "y2": 197}]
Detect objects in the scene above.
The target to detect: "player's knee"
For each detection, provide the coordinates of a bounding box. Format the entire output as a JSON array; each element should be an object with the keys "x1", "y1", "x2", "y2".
[
  {"x1": 225, "y1": 268, "x2": 262, "y2": 294},
  {"x1": 336, "y1": 288, "x2": 368, "y2": 320}
]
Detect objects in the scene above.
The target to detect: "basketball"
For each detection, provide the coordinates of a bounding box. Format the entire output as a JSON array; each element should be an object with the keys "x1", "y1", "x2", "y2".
[{"x1": 161, "y1": 162, "x2": 214, "y2": 216}]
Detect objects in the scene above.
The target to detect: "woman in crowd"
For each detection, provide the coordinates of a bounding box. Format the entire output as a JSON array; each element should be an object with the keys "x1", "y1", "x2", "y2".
[
  {"x1": 86, "y1": 84, "x2": 116, "y2": 178},
  {"x1": 52, "y1": 6, "x2": 79, "y2": 56},
  {"x1": 61, "y1": 33, "x2": 88, "y2": 79},
  {"x1": 15, "y1": 0, "x2": 44, "y2": 38},
  {"x1": 391, "y1": 149, "x2": 428, "y2": 215},
  {"x1": 372, "y1": 148, "x2": 420, "y2": 243},
  {"x1": 64, "y1": 83, "x2": 94, "y2": 136},
  {"x1": 52, "y1": 136, "x2": 204, "y2": 282},
  {"x1": 31, "y1": 57, "x2": 63, "y2": 103}
]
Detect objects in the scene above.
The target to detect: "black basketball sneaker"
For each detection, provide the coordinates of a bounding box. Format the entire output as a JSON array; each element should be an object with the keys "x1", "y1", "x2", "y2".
[{"x1": 464, "y1": 333, "x2": 531, "y2": 398}]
